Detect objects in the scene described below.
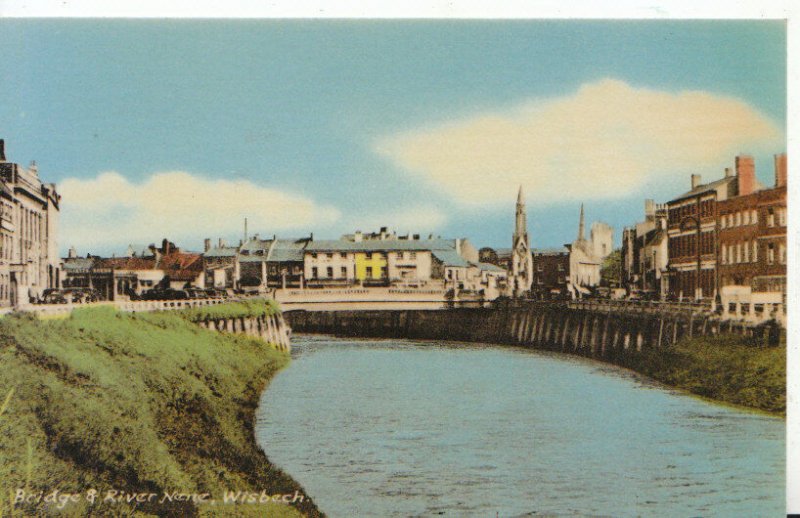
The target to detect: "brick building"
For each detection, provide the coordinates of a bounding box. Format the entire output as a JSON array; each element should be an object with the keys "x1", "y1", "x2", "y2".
[
  {"x1": 531, "y1": 248, "x2": 570, "y2": 299},
  {"x1": 665, "y1": 167, "x2": 736, "y2": 300},
  {"x1": 717, "y1": 154, "x2": 787, "y2": 310}
]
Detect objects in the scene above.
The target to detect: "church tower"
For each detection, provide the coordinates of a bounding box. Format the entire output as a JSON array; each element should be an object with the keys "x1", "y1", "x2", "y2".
[{"x1": 511, "y1": 186, "x2": 534, "y2": 297}]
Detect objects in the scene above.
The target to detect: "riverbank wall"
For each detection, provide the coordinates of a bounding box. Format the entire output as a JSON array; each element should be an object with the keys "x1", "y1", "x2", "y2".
[
  {"x1": 284, "y1": 303, "x2": 781, "y2": 358},
  {"x1": 195, "y1": 313, "x2": 292, "y2": 352}
]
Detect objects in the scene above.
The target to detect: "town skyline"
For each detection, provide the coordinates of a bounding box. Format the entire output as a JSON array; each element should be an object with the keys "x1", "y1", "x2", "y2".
[{"x1": 0, "y1": 20, "x2": 786, "y2": 256}]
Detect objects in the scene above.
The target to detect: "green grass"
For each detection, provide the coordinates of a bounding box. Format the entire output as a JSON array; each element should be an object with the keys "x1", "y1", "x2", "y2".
[
  {"x1": 0, "y1": 306, "x2": 321, "y2": 517},
  {"x1": 620, "y1": 334, "x2": 786, "y2": 416},
  {"x1": 180, "y1": 298, "x2": 280, "y2": 323}
]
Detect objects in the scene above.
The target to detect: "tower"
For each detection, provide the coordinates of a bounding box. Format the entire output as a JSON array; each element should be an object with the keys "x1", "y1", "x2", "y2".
[{"x1": 511, "y1": 186, "x2": 534, "y2": 297}]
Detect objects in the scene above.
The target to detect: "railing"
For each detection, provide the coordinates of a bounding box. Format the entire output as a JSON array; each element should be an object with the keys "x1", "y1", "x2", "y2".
[
  {"x1": 0, "y1": 297, "x2": 228, "y2": 317},
  {"x1": 568, "y1": 299, "x2": 712, "y2": 315}
]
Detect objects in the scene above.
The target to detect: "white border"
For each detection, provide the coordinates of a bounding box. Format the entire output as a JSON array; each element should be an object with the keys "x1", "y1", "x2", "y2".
[{"x1": 0, "y1": 0, "x2": 797, "y2": 514}]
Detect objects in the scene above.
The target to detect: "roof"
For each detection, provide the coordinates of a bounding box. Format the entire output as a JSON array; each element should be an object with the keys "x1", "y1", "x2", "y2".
[
  {"x1": 96, "y1": 257, "x2": 157, "y2": 270},
  {"x1": 642, "y1": 228, "x2": 666, "y2": 247},
  {"x1": 670, "y1": 176, "x2": 735, "y2": 202},
  {"x1": 473, "y1": 261, "x2": 506, "y2": 273},
  {"x1": 204, "y1": 247, "x2": 238, "y2": 258},
  {"x1": 432, "y1": 250, "x2": 470, "y2": 267},
  {"x1": 306, "y1": 238, "x2": 456, "y2": 253},
  {"x1": 62, "y1": 257, "x2": 95, "y2": 271},
  {"x1": 532, "y1": 247, "x2": 569, "y2": 255},
  {"x1": 159, "y1": 252, "x2": 203, "y2": 272},
  {"x1": 494, "y1": 248, "x2": 512, "y2": 259}
]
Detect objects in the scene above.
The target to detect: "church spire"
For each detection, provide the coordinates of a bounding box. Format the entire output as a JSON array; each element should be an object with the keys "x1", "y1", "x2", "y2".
[
  {"x1": 514, "y1": 185, "x2": 527, "y2": 238},
  {"x1": 577, "y1": 203, "x2": 585, "y2": 242}
]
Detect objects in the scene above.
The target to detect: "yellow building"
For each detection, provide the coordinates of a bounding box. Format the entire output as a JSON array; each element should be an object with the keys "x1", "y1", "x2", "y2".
[{"x1": 354, "y1": 252, "x2": 387, "y2": 281}]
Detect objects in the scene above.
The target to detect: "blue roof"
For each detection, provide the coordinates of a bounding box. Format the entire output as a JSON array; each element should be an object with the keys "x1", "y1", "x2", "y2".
[
  {"x1": 431, "y1": 249, "x2": 470, "y2": 267},
  {"x1": 473, "y1": 261, "x2": 506, "y2": 272},
  {"x1": 204, "y1": 247, "x2": 238, "y2": 258}
]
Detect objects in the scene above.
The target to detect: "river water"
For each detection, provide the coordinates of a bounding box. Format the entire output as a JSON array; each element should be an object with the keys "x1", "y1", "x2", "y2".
[{"x1": 255, "y1": 336, "x2": 784, "y2": 517}]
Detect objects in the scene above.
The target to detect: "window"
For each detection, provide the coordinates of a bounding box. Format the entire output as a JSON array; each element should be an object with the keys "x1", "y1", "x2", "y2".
[
  {"x1": 779, "y1": 208, "x2": 786, "y2": 227},
  {"x1": 720, "y1": 215, "x2": 726, "y2": 229},
  {"x1": 537, "y1": 264, "x2": 543, "y2": 272},
  {"x1": 311, "y1": 267, "x2": 318, "y2": 278},
  {"x1": 326, "y1": 267, "x2": 333, "y2": 278},
  {"x1": 735, "y1": 212, "x2": 741, "y2": 226},
  {"x1": 409, "y1": 252, "x2": 417, "y2": 259},
  {"x1": 736, "y1": 243, "x2": 741, "y2": 263},
  {"x1": 751, "y1": 209, "x2": 758, "y2": 224},
  {"x1": 767, "y1": 208, "x2": 775, "y2": 227},
  {"x1": 558, "y1": 263, "x2": 564, "y2": 271},
  {"x1": 341, "y1": 266, "x2": 347, "y2": 277},
  {"x1": 779, "y1": 244, "x2": 786, "y2": 264},
  {"x1": 398, "y1": 252, "x2": 405, "y2": 260},
  {"x1": 767, "y1": 244, "x2": 775, "y2": 264},
  {"x1": 743, "y1": 211, "x2": 750, "y2": 225},
  {"x1": 311, "y1": 253, "x2": 318, "y2": 259},
  {"x1": 721, "y1": 244, "x2": 727, "y2": 265},
  {"x1": 743, "y1": 241, "x2": 749, "y2": 262},
  {"x1": 728, "y1": 214, "x2": 734, "y2": 228},
  {"x1": 340, "y1": 252, "x2": 347, "y2": 258},
  {"x1": 366, "y1": 266, "x2": 373, "y2": 278},
  {"x1": 366, "y1": 252, "x2": 373, "y2": 259},
  {"x1": 326, "y1": 253, "x2": 334, "y2": 259},
  {"x1": 380, "y1": 266, "x2": 387, "y2": 278}
]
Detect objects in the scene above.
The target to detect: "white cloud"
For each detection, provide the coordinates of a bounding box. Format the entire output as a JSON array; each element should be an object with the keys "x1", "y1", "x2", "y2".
[
  {"x1": 375, "y1": 79, "x2": 784, "y2": 206},
  {"x1": 59, "y1": 171, "x2": 340, "y2": 251}
]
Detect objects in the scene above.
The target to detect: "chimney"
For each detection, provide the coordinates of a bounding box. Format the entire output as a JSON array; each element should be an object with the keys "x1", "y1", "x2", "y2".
[
  {"x1": 736, "y1": 154, "x2": 756, "y2": 196},
  {"x1": 68, "y1": 246, "x2": 77, "y2": 259},
  {"x1": 0, "y1": 139, "x2": 5, "y2": 161},
  {"x1": 724, "y1": 167, "x2": 733, "y2": 178},
  {"x1": 354, "y1": 231, "x2": 362, "y2": 242},
  {"x1": 774, "y1": 153, "x2": 787, "y2": 188},
  {"x1": 218, "y1": 238, "x2": 226, "y2": 248},
  {"x1": 204, "y1": 238, "x2": 211, "y2": 252},
  {"x1": 691, "y1": 174, "x2": 702, "y2": 189},
  {"x1": 162, "y1": 238, "x2": 171, "y2": 255}
]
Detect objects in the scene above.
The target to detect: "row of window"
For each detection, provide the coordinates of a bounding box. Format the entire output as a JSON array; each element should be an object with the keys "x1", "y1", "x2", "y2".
[
  {"x1": 670, "y1": 232, "x2": 715, "y2": 257},
  {"x1": 668, "y1": 199, "x2": 714, "y2": 223},
  {"x1": 721, "y1": 241, "x2": 786, "y2": 265},
  {"x1": 719, "y1": 209, "x2": 758, "y2": 229},
  {"x1": 535, "y1": 263, "x2": 565, "y2": 272},
  {"x1": 309, "y1": 251, "x2": 417, "y2": 260},
  {"x1": 309, "y1": 266, "x2": 388, "y2": 279}
]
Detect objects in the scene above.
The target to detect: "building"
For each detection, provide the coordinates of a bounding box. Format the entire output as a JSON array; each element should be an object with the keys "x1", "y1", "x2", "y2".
[
  {"x1": 0, "y1": 139, "x2": 61, "y2": 306},
  {"x1": 565, "y1": 204, "x2": 613, "y2": 298},
  {"x1": 531, "y1": 248, "x2": 570, "y2": 299},
  {"x1": 716, "y1": 153, "x2": 787, "y2": 316},
  {"x1": 63, "y1": 239, "x2": 203, "y2": 300},
  {"x1": 509, "y1": 186, "x2": 534, "y2": 297},
  {"x1": 621, "y1": 199, "x2": 669, "y2": 298}
]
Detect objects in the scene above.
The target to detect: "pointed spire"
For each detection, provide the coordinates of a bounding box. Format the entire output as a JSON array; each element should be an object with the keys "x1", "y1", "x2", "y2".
[
  {"x1": 577, "y1": 203, "x2": 585, "y2": 242},
  {"x1": 517, "y1": 185, "x2": 524, "y2": 205}
]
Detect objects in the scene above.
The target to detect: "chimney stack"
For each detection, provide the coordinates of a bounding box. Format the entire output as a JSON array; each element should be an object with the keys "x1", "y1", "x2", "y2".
[
  {"x1": 736, "y1": 154, "x2": 756, "y2": 196},
  {"x1": 691, "y1": 174, "x2": 702, "y2": 189},
  {"x1": 68, "y1": 246, "x2": 77, "y2": 259},
  {"x1": 774, "y1": 153, "x2": 787, "y2": 188},
  {"x1": 0, "y1": 139, "x2": 5, "y2": 162},
  {"x1": 204, "y1": 238, "x2": 211, "y2": 252},
  {"x1": 724, "y1": 167, "x2": 733, "y2": 178}
]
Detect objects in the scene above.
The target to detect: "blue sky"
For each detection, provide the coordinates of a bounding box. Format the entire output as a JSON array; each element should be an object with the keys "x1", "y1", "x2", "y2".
[{"x1": 0, "y1": 20, "x2": 786, "y2": 255}]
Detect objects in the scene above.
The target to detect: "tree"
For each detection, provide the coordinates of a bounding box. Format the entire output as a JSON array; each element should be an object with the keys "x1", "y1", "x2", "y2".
[{"x1": 601, "y1": 249, "x2": 622, "y2": 288}]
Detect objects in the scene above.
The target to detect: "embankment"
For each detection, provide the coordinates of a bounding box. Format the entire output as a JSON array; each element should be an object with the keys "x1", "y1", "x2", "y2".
[
  {"x1": 0, "y1": 305, "x2": 321, "y2": 517},
  {"x1": 285, "y1": 307, "x2": 785, "y2": 415}
]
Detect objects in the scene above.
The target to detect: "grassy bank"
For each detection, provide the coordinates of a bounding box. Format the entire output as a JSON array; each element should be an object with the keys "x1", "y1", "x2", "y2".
[
  {"x1": 619, "y1": 333, "x2": 786, "y2": 416},
  {"x1": 0, "y1": 306, "x2": 321, "y2": 517},
  {"x1": 180, "y1": 298, "x2": 281, "y2": 322}
]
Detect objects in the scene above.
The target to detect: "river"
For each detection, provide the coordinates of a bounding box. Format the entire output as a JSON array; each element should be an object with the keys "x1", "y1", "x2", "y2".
[{"x1": 255, "y1": 336, "x2": 784, "y2": 517}]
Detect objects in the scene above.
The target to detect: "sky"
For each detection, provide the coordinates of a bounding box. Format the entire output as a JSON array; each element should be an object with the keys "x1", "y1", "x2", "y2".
[{"x1": 0, "y1": 19, "x2": 787, "y2": 255}]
